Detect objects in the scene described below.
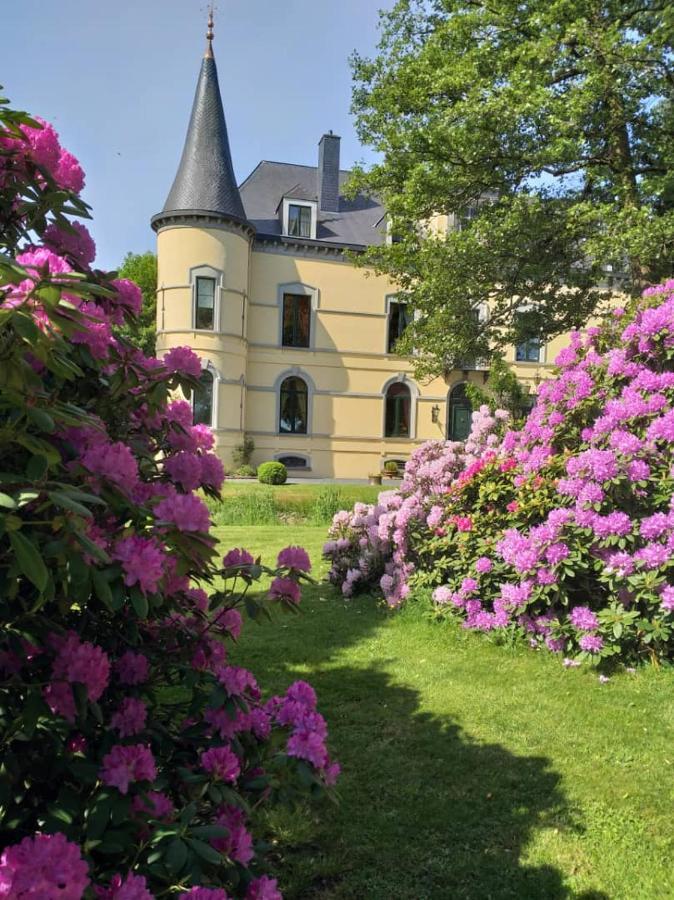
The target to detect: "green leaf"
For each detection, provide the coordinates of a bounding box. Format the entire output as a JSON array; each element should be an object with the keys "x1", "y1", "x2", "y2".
[
  {"x1": 92, "y1": 568, "x2": 117, "y2": 611},
  {"x1": 0, "y1": 493, "x2": 16, "y2": 509},
  {"x1": 166, "y1": 838, "x2": 189, "y2": 874},
  {"x1": 26, "y1": 455, "x2": 49, "y2": 480},
  {"x1": 186, "y1": 837, "x2": 222, "y2": 865},
  {"x1": 130, "y1": 588, "x2": 149, "y2": 619},
  {"x1": 26, "y1": 407, "x2": 55, "y2": 433},
  {"x1": 48, "y1": 490, "x2": 93, "y2": 518},
  {"x1": 86, "y1": 797, "x2": 113, "y2": 840},
  {"x1": 9, "y1": 530, "x2": 48, "y2": 591}
]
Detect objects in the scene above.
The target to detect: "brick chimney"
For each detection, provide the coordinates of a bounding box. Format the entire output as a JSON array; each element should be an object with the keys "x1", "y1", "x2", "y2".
[{"x1": 318, "y1": 132, "x2": 340, "y2": 213}]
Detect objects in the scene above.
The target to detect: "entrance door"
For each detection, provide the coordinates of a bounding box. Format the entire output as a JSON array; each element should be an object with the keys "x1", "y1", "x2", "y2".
[{"x1": 448, "y1": 383, "x2": 472, "y2": 441}]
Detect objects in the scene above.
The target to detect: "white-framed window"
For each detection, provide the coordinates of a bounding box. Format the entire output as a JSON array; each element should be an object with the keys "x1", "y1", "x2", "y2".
[
  {"x1": 192, "y1": 369, "x2": 214, "y2": 427},
  {"x1": 274, "y1": 368, "x2": 315, "y2": 436},
  {"x1": 194, "y1": 277, "x2": 216, "y2": 330},
  {"x1": 382, "y1": 375, "x2": 418, "y2": 439},
  {"x1": 190, "y1": 265, "x2": 223, "y2": 331},
  {"x1": 387, "y1": 298, "x2": 411, "y2": 354},
  {"x1": 281, "y1": 198, "x2": 317, "y2": 239},
  {"x1": 276, "y1": 282, "x2": 320, "y2": 350}
]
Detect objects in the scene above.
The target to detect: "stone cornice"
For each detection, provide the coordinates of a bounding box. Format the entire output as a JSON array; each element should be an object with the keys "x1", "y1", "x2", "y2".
[{"x1": 151, "y1": 210, "x2": 256, "y2": 241}]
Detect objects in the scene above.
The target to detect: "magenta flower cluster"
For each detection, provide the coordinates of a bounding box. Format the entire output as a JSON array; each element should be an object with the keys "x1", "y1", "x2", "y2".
[
  {"x1": 0, "y1": 110, "x2": 336, "y2": 898},
  {"x1": 326, "y1": 283, "x2": 674, "y2": 665}
]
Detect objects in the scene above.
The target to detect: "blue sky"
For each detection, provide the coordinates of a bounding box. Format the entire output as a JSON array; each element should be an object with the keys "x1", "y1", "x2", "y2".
[{"x1": 4, "y1": 1, "x2": 385, "y2": 270}]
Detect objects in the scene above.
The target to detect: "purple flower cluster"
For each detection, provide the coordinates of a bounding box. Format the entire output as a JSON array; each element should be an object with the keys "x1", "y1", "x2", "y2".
[{"x1": 327, "y1": 282, "x2": 674, "y2": 664}]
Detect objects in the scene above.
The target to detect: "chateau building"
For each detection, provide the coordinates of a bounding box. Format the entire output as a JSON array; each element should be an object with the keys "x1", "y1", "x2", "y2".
[{"x1": 152, "y1": 24, "x2": 568, "y2": 479}]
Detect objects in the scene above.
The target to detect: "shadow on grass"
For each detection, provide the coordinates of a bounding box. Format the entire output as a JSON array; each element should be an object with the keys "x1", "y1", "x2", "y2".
[
  {"x1": 236, "y1": 591, "x2": 607, "y2": 900},
  {"x1": 269, "y1": 662, "x2": 606, "y2": 900}
]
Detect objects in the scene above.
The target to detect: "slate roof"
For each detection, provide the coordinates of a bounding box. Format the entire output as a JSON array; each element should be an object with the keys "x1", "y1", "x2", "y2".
[
  {"x1": 240, "y1": 161, "x2": 387, "y2": 249},
  {"x1": 155, "y1": 54, "x2": 246, "y2": 225}
]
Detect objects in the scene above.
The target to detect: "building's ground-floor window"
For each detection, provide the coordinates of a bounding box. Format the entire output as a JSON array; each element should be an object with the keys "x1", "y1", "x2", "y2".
[
  {"x1": 385, "y1": 382, "x2": 411, "y2": 437},
  {"x1": 192, "y1": 369, "x2": 214, "y2": 426},
  {"x1": 279, "y1": 376, "x2": 308, "y2": 434},
  {"x1": 448, "y1": 382, "x2": 472, "y2": 441},
  {"x1": 277, "y1": 455, "x2": 309, "y2": 469}
]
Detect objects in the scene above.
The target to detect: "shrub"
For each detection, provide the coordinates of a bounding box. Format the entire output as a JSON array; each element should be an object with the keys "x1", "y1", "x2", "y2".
[
  {"x1": 325, "y1": 287, "x2": 674, "y2": 666},
  {"x1": 235, "y1": 464, "x2": 257, "y2": 478},
  {"x1": 232, "y1": 435, "x2": 255, "y2": 469},
  {"x1": 258, "y1": 462, "x2": 287, "y2": 485},
  {"x1": 383, "y1": 460, "x2": 399, "y2": 475},
  {"x1": 0, "y1": 99, "x2": 337, "y2": 897}
]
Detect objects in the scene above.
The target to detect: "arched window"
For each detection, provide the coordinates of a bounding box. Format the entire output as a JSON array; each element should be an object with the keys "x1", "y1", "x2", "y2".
[
  {"x1": 385, "y1": 382, "x2": 411, "y2": 438},
  {"x1": 192, "y1": 370, "x2": 214, "y2": 426},
  {"x1": 448, "y1": 383, "x2": 472, "y2": 441},
  {"x1": 279, "y1": 376, "x2": 308, "y2": 434}
]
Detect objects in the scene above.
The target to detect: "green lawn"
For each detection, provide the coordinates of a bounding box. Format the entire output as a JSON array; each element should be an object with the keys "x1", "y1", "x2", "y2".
[
  {"x1": 219, "y1": 525, "x2": 674, "y2": 900},
  {"x1": 208, "y1": 482, "x2": 384, "y2": 526}
]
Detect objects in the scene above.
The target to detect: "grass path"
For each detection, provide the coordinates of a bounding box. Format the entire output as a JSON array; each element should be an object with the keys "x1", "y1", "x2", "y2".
[{"x1": 219, "y1": 526, "x2": 674, "y2": 899}]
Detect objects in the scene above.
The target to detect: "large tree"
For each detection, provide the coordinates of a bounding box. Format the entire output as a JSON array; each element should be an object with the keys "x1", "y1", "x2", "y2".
[
  {"x1": 350, "y1": 0, "x2": 674, "y2": 378},
  {"x1": 115, "y1": 250, "x2": 157, "y2": 355}
]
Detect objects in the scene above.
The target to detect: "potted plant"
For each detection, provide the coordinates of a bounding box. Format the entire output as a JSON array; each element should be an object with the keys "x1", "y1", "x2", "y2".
[{"x1": 383, "y1": 460, "x2": 399, "y2": 479}]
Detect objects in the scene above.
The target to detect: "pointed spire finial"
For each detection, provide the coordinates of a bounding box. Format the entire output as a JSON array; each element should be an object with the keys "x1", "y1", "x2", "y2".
[{"x1": 205, "y1": 5, "x2": 215, "y2": 58}]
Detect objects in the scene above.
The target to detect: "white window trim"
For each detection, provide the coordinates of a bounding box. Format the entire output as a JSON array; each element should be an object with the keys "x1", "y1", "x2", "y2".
[
  {"x1": 191, "y1": 358, "x2": 221, "y2": 430},
  {"x1": 277, "y1": 282, "x2": 320, "y2": 349},
  {"x1": 381, "y1": 373, "x2": 419, "y2": 440},
  {"x1": 385, "y1": 294, "x2": 412, "y2": 356},
  {"x1": 281, "y1": 198, "x2": 318, "y2": 240},
  {"x1": 274, "y1": 367, "x2": 315, "y2": 436},
  {"x1": 190, "y1": 264, "x2": 224, "y2": 332}
]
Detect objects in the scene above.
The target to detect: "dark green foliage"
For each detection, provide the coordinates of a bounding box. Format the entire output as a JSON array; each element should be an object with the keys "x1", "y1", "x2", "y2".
[
  {"x1": 464, "y1": 356, "x2": 533, "y2": 421},
  {"x1": 350, "y1": 0, "x2": 674, "y2": 378}
]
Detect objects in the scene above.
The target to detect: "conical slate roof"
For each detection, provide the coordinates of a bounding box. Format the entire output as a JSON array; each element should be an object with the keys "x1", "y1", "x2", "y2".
[{"x1": 159, "y1": 49, "x2": 246, "y2": 223}]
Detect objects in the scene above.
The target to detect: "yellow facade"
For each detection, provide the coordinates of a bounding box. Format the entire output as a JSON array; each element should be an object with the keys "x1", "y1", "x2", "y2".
[{"x1": 155, "y1": 220, "x2": 569, "y2": 479}]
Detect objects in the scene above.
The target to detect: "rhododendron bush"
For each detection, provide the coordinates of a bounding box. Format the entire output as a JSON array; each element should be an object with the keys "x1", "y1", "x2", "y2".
[
  {"x1": 326, "y1": 285, "x2": 674, "y2": 666},
  {"x1": 0, "y1": 99, "x2": 337, "y2": 898}
]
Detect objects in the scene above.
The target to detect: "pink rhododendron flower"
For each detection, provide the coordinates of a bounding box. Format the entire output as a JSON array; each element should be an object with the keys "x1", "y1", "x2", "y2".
[
  {"x1": 48, "y1": 631, "x2": 110, "y2": 709},
  {"x1": 163, "y1": 345, "x2": 202, "y2": 378},
  {"x1": 155, "y1": 491, "x2": 210, "y2": 532},
  {"x1": 100, "y1": 744, "x2": 157, "y2": 795},
  {"x1": 287, "y1": 728, "x2": 328, "y2": 768},
  {"x1": 213, "y1": 607, "x2": 243, "y2": 638},
  {"x1": 222, "y1": 547, "x2": 255, "y2": 568},
  {"x1": 43, "y1": 221, "x2": 96, "y2": 267},
  {"x1": 200, "y1": 746, "x2": 241, "y2": 782},
  {"x1": 579, "y1": 634, "x2": 603, "y2": 653},
  {"x1": 131, "y1": 791, "x2": 174, "y2": 821},
  {"x1": 246, "y1": 877, "x2": 283, "y2": 900},
  {"x1": 81, "y1": 440, "x2": 139, "y2": 493},
  {"x1": 94, "y1": 872, "x2": 153, "y2": 900},
  {"x1": 0, "y1": 832, "x2": 90, "y2": 900},
  {"x1": 110, "y1": 697, "x2": 147, "y2": 737},
  {"x1": 211, "y1": 805, "x2": 254, "y2": 865},
  {"x1": 111, "y1": 278, "x2": 142, "y2": 319},
  {"x1": 115, "y1": 651, "x2": 149, "y2": 685},
  {"x1": 277, "y1": 545, "x2": 311, "y2": 572},
  {"x1": 164, "y1": 451, "x2": 203, "y2": 491},
  {"x1": 180, "y1": 890, "x2": 230, "y2": 899},
  {"x1": 200, "y1": 452, "x2": 225, "y2": 489},
  {"x1": 114, "y1": 535, "x2": 166, "y2": 594},
  {"x1": 475, "y1": 556, "x2": 492, "y2": 574},
  {"x1": 269, "y1": 576, "x2": 301, "y2": 604}
]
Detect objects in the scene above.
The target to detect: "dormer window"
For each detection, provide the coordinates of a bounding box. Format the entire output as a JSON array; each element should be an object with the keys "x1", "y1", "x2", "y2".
[
  {"x1": 281, "y1": 198, "x2": 317, "y2": 240},
  {"x1": 288, "y1": 204, "x2": 312, "y2": 237}
]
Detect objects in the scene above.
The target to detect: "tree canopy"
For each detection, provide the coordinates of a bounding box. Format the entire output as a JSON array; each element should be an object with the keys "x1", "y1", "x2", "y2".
[
  {"x1": 350, "y1": 0, "x2": 674, "y2": 378},
  {"x1": 115, "y1": 251, "x2": 157, "y2": 355}
]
